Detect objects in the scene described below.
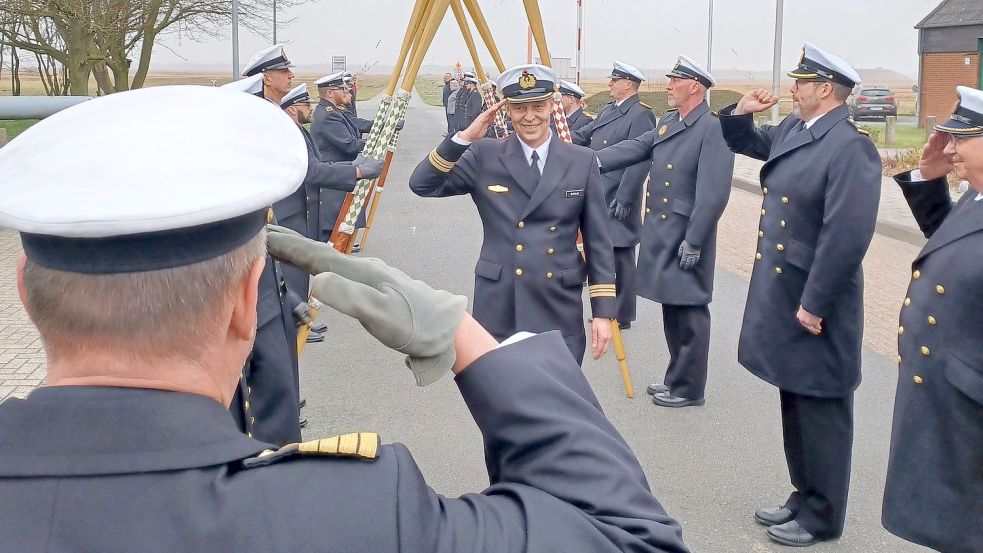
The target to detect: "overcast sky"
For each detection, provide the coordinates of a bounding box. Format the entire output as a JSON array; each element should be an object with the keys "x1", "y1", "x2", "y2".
[{"x1": 154, "y1": 0, "x2": 940, "y2": 77}]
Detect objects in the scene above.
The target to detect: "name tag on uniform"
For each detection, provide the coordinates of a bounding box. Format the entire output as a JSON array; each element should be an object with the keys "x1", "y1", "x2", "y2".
[
  {"x1": 565, "y1": 189, "x2": 584, "y2": 198},
  {"x1": 487, "y1": 184, "x2": 509, "y2": 193}
]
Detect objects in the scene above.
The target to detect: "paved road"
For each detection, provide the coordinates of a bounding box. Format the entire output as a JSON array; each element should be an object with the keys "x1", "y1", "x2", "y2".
[{"x1": 298, "y1": 96, "x2": 930, "y2": 552}]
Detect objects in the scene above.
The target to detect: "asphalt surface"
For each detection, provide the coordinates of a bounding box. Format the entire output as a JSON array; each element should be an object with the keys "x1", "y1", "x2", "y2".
[{"x1": 299, "y1": 96, "x2": 930, "y2": 553}]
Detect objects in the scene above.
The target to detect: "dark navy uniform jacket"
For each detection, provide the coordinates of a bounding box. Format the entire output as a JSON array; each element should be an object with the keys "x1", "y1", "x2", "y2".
[
  {"x1": 297, "y1": 126, "x2": 358, "y2": 241},
  {"x1": 566, "y1": 107, "x2": 593, "y2": 132},
  {"x1": 881, "y1": 172, "x2": 983, "y2": 553},
  {"x1": 572, "y1": 95, "x2": 657, "y2": 247},
  {"x1": 456, "y1": 88, "x2": 483, "y2": 132},
  {"x1": 409, "y1": 134, "x2": 617, "y2": 339},
  {"x1": 342, "y1": 106, "x2": 373, "y2": 136},
  {"x1": 0, "y1": 333, "x2": 690, "y2": 553},
  {"x1": 719, "y1": 103, "x2": 881, "y2": 397},
  {"x1": 309, "y1": 103, "x2": 367, "y2": 238},
  {"x1": 597, "y1": 102, "x2": 734, "y2": 305}
]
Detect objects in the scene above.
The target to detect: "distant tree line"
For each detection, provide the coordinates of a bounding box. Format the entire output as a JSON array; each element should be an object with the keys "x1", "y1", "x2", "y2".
[{"x1": 0, "y1": 0, "x2": 302, "y2": 96}]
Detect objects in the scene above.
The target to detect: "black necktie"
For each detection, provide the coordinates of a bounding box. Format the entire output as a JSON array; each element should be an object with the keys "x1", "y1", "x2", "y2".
[{"x1": 530, "y1": 150, "x2": 542, "y2": 183}]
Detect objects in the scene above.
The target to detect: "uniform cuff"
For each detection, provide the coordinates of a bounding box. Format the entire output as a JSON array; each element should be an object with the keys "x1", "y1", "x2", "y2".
[{"x1": 428, "y1": 135, "x2": 471, "y2": 173}]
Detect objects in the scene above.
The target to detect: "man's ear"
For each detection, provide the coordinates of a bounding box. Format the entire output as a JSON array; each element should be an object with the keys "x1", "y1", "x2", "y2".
[
  {"x1": 15, "y1": 254, "x2": 31, "y2": 318},
  {"x1": 230, "y1": 256, "x2": 265, "y2": 341}
]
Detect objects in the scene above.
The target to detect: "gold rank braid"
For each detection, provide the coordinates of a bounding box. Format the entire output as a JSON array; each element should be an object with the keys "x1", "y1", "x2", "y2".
[{"x1": 339, "y1": 92, "x2": 410, "y2": 234}]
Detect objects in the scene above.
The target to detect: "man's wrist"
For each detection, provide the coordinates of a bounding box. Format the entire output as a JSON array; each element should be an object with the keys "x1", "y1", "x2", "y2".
[
  {"x1": 451, "y1": 132, "x2": 473, "y2": 146},
  {"x1": 451, "y1": 314, "x2": 497, "y2": 374}
]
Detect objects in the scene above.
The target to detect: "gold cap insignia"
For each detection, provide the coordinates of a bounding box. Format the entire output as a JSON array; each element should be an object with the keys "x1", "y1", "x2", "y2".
[
  {"x1": 673, "y1": 59, "x2": 681, "y2": 70},
  {"x1": 798, "y1": 47, "x2": 805, "y2": 64},
  {"x1": 519, "y1": 70, "x2": 537, "y2": 90},
  {"x1": 281, "y1": 48, "x2": 290, "y2": 64},
  {"x1": 658, "y1": 125, "x2": 668, "y2": 136}
]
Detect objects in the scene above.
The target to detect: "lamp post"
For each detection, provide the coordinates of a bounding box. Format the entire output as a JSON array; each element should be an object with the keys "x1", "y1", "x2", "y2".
[
  {"x1": 771, "y1": 0, "x2": 784, "y2": 124},
  {"x1": 231, "y1": 0, "x2": 240, "y2": 79}
]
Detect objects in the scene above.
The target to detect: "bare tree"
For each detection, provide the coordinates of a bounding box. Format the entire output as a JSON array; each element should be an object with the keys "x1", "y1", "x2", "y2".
[{"x1": 0, "y1": 0, "x2": 303, "y2": 96}]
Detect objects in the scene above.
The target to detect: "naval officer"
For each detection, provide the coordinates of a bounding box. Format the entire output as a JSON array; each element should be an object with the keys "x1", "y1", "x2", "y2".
[
  {"x1": 409, "y1": 64, "x2": 619, "y2": 364},
  {"x1": 572, "y1": 61, "x2": 657, "y2": 329},
  {"x1": 596, "y1": 55, "x2": 734, "y2": 408},
  {"x1": 559, "y1": 79, "x2": 593, "y2": 132},
  {"x1": 718, "y1": 43, "x2": 881, "y2": 547},
  {"x1": 240, "y1": 44, "x2": 294, "y2": 104},
  {"x1": 882, "y1": 86, "x2": 983, "y2": 553},
  {"x1": 0, "y1": 84, "x2": 690, "y2": 553}
]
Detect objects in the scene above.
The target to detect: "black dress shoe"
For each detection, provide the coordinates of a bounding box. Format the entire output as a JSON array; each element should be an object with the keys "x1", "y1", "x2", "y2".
[
  {"x1": 306, "y1": 330, "x2": 325, "y2": 343},
  {"x1": 652, "y1": 391, "x2": 705, "y2": 408},
  {"x1": 754, "y1": 505, "x2": 795, "y2": 526},
  {"x1": 766, "y1": 520, "x2": 821, "y2": 547},
  {"x1": 646, "y1": 383, "x2": 669, "y2": 395},
  {"x1": 311, "y1": 323, "x2": 328, "y2": 334},
  {"x1": 298, "y1": 398, "x2": 307, "y2": 409},
  {"x1": 618, "y1": 321, "x2": 632, "y2": 330},
  {"x1": 298, "y1": 418, "x2": 308, "y2": 429}
]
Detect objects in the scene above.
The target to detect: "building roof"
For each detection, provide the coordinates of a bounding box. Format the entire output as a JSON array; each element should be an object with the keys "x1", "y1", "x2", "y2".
[{"x1": 916, "y1": 0, "x2": 983, "y2": 29}]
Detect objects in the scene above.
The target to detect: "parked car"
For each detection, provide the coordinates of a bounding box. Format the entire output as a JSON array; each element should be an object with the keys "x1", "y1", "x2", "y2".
[{"x1": 851, "y1": 86, "x2": 898, "y2": 120}]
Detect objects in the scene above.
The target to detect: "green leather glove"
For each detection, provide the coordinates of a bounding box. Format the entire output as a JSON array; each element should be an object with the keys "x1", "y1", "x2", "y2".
[{"x1": 265, "y1": 225, "x2": 466, "y2": 386}]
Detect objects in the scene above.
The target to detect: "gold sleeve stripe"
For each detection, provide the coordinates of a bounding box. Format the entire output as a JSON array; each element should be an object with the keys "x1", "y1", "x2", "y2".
[
  {"x1": 588, "y1": 284, "x2": 617, "y2": 298},
  {"x1": 590, "y1": 291, "x2": 617, "y2": 298},
  {"x1": 428, "y1": 149, "x2": 455, "y2": 173}
]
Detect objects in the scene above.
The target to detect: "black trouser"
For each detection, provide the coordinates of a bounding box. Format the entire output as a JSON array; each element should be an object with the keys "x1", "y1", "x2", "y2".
[
  {"x1": 661, "y1": 304, "x2": 710, "y2": 400},
  {"x1": 614, "y1": 247, "x2": 637, "y2": 323},
  {"x1": 780, "y1": 390, "x2": 854, "y2": 539},
  {"x1": 445, "y1": 112, "x2": 454, "y2": 133},
  {"x1": 494, "y1": 332, "x2": 585, "y2": 366}
]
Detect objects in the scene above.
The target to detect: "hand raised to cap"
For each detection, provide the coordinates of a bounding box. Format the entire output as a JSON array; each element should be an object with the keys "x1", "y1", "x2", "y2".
[
  {"x1": 458, "y1": 99, "x2": 507, "y2": 142},
  {"x1": 918, "y1": 132, "x2": 954, "y2": 181},
  {"x1": 735, "y1": 88, "x2": 780, "y2": 115},
  {"x1": 265, "y1": 225, "x2": 468, "y2": 386}
]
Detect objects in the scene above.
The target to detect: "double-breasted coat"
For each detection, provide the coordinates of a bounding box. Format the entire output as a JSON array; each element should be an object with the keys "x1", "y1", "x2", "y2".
[
  {"x1": 881, "y1": 172, "x2": 983, "y2": 553},
  {"x1": 310, "y1": 100, "x2": 367, "y2": 238},
  {"x1": 409, "y1": 134, "x2": 617, "y2": 339},
  {"x1": 566, "y1": 107, "x2": 594, "y2": 132},
  {"x1": 596, "y1": 102, "x2": 734, "y2": 305},
  {"x1": 572, "y1": 94, "x2": 657, "y2": 247},
  {"x1": 455, "y1": 87, "x2": 484, "y2": 132},
  {"x1": 0, "y1": 333, "x2": 690, "y2": 553},
  {"x1": 718, "y1": 103, "x2": 881, "y2": 396}
]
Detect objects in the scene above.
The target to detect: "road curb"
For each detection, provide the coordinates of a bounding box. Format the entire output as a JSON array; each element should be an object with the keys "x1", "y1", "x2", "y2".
[{"x1": 730, "y1": 177, "x2": 927, "y2": 247}]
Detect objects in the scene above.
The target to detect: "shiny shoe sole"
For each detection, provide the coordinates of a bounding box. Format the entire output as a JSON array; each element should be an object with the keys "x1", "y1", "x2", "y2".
[
  {"x1": 753, "y1": 512, "x2": 794, "y2": 527},
  {"x1": 646, "y1": 384, "x2": 669, "y2": 396},
  {"x1": 651, "y1": 395, "x2": 705, "y2": 408},
  {"x1": 766, "y1": 529, "x2": 821, "y2": 547}
]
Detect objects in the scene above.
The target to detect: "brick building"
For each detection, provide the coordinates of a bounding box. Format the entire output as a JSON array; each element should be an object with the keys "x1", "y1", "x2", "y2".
[{"x1": 915, "y1": 0, "x2": 983, "y2": 127}]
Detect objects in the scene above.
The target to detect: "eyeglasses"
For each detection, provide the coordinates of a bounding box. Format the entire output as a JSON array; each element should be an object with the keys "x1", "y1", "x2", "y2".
[{"x1": 948, "y1": 134, "x2": 981, "y2": 146}]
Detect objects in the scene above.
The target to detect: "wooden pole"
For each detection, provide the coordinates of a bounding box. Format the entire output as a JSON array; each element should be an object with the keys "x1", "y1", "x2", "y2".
[
  {"x1": 385, "y1": 0, "x2": 433, "y2": 96},
  {"x1": 449, "y1": 0, "x2": 486, "y2": 82},
  {"x1": 461, "y1": 0, "x2": 506, "y2": 72},
  {"x1": 401, "y1": 0, "x2": 452, "y2": 92},
  {"x1": 522, "y1": 0, "x2": 552, "y2": 66}
]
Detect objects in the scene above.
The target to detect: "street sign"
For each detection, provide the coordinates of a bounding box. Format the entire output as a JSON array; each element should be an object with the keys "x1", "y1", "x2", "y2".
[{"x1": 332, "y1": 56, "x2": 347, "y2": 73}]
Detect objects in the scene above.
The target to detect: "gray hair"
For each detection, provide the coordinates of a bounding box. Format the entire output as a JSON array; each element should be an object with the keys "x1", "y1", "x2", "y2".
[
  {"x1": 23, "y1": 230, "x2": 267, "y2": 361},
  {"x1": 832, "y1": 82, "x2": 852, "y2": 102}
]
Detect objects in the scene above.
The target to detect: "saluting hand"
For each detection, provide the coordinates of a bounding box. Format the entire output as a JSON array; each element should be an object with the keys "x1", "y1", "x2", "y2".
[
  {"x1": 918, "y1": 132, "x2": 954, "y2": 181},
  {"x1": 796, "y1": 305, "x2": 823, "y2": 335},
  {"x1": 735, "y1": 88, "x2": 780, "y2": 116},
  {"x1": 458, "y1": 99, "x2": 507, "y2": 142}
]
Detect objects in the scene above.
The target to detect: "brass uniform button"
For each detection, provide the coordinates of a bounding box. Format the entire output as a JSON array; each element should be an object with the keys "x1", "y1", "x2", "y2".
[
  {"x1": 897, "y1": 355, "x2": 902, "y2": 364},
  {"x1": 547, "y1": 248, "x2": 555, "y2": 254},
  {"x1": 517, "y1": 221, "x2": 525, "y2": 228},
  {"x1": 250, "y1": 416, "x2": 256, "y2": 424},
  {"x1": 920, "y1": 346, "x2": 930, "y2": 356},
  {"x1": 758, "y1": 230, "x2": 764, "y2": 237},
  {"x1": 755, "y1": 252, "x2": 762, "y2": 260},
  {"x1": 763, "y1": 187, "x2": 769, "y2": 195},
  {"x1": 546, "y1": 272, "x2": 553, "y2": 279},
  {"x1": 780, "y1": 220, "x2": 787, "y2": 228},
  {"x1": 662, "y1": 197, "x2": 669, "y2": 204},
  {"x1": 664, "y1": 181, "x2": 670, "y2": 187},
  {"x1": 927, "y1": 315, "x2": 937, "y2": 325},
  {"x1": 515, "y1": 244, "x2": 523, "y2": 252},
  {"x1": 603, "y1": 139, "x2": 607, "y2": 144},
  {"x1": 775, "y1": 267, "x2": 783, "y2": 274},
  {"x1": 936, "y1": 285, "x2": 945, "y2": 294},
  {"x1": 549, "y1": 226, "x2": 557, "y2": 232},
  {"x1": 660, "y1": 214, "x2": 668, "y2": 221},
  {"x1": 913, "y1": 375, "x2": 923, "y2": 384},
  {"x1": 912, "y1": 269, "x2": 920, "y2": 279},
  {"x1": 646, "y1": 191, "x2": 651, "y2": 197},
  {"x1": 646, "y1": 208, "x2": 651, "y2": 214},
  {"x1": 244, "y1": 401, "x2": 250, "y2": 410},
  {"x1": 515, "y1": 268, "x2": 523, "y2": 276},
  {"x1": 904, "y1": 297, "x2": 911, "y2": 306},
  {"x1": 782, "y1": 196, "x2": 789, "y2": 204},
  {"x1": 667, "y1": 163, "x2": 673, "y2": 170},
  {"x1": 777, "y1": 244, "x2": 785, "y2": 251},
  {"x1": 248, "y1": 432, "x2": 253, "y2": 438},
  {"x1": 761, "y1": 209, "x2": 767, "y2": 215},
  {"x1": 898, "y1": 326, "x2": 904, "y2": 335}
]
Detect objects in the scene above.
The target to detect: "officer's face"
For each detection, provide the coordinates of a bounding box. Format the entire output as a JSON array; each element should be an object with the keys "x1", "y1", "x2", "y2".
[
  {"x1": 444, "y1": 73, "x2": 452, "y2": 83},
  {"x1": 790, "y1": 79, "x2": 827, "y2": 120},
  {"x1": 946, "y1": 134, "x2": 983, "y2": 185},
  {"x1": 264, "y1": 68, "x2": 294, "y2": 97},
  {"x1": 295, "y1": 103, "x2": 314, "y2": 125},
  {"x1": 507, "y1": 99, "x2": 553, "y2": 145},
  {"x1": 608, "y1": 78, "x2": 632, "y2": 100},
  {"x1": 666, "y1": 77, "x2": 697, "y2": 108},
  {"x1": 560, "y1": 94, "x2": 578, "y2": 113}
]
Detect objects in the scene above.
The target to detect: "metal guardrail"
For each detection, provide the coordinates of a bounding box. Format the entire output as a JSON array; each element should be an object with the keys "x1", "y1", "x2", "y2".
[{"x1": 0, "y1": 96, "x2": 93, "y2": 120}]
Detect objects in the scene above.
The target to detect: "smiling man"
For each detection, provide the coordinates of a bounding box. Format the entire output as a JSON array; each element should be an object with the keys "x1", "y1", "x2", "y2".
[
  {"x1": 717, "y1": 43, "x2": 881, "y2": 547},
  {"x1": 882, "y1": 86, "x2": 983, "y2": 553},
  {"x1": 409, "y1": 64, "x2": 617, "y2": 365}
]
